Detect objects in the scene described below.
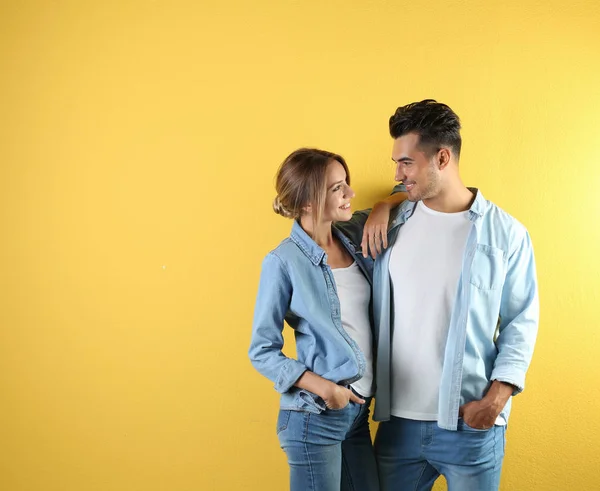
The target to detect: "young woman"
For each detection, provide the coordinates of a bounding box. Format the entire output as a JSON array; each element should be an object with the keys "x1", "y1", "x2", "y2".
[{"x1": 248, "y1": 148, "x2": 404, "y2": 491}]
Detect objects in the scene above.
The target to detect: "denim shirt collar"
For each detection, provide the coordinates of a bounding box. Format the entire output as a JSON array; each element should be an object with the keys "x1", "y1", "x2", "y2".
[
  {"x1": 390, "y1": 187, "x2": 489, "y2": 231},
  {"x1": 467, "y1": 187, "x2": 488, "y2": 221},
  {"x1": 289, "y1": 220, "x2": 357, "y2": 266}
]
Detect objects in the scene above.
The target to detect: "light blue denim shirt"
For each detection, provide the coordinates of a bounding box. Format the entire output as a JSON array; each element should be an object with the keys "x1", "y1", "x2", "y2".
[
  {"x1": 373, "y1": 188, "x2": 539, "y2": 430},
  {"x1": 249, "y1": 217, "x2": 374, "y2": 414}
]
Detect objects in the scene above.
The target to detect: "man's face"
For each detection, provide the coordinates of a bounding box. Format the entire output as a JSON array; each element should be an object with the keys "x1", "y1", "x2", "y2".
[{"x1": 392, "y1": 132, "x2": 441, "y2": 202}]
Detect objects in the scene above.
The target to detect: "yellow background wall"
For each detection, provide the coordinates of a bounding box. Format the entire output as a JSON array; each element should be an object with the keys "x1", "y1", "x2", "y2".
[{"x1": 1, "y1": 1, "x2": 599, "y2": 490}]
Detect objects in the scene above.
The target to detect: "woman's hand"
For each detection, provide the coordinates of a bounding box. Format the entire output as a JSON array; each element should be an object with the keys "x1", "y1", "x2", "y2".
[
  {"x1": 322, "y1": 383, "x2": 365, "y2": 410},
  {"x1": 361, "y1": 202, "x2": 392, "y2": 259},
  {"x1": 294, "y1": 371, "x2": 365, "y2": 410},
  {"x1": 361, "y1": 191, "x2": 408, "y2": 258}
]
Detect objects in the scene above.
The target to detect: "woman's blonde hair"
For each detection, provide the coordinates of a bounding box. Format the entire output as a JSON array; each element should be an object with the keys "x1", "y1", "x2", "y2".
[{"x1": 273, "y1": 148, "x2": 350, "y2": 244}]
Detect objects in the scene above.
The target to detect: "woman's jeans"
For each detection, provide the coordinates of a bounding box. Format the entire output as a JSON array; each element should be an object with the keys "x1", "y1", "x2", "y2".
[{"x1": 277, "y1": 398, "x2": 379, "y2": 491}]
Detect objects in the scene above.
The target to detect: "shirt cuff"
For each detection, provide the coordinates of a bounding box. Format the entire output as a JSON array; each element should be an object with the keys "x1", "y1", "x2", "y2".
[{"x1": 274, "y1": 360, "x2": 307, "y2": 393}]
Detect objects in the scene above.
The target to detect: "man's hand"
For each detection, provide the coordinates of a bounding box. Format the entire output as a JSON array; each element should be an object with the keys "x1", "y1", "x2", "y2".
[
  {"x1": 361, "y1": 202, "x2": 391, "y2": 258},
  {"x1": 459, "y1": 399, "x2": 499, "y2": 429},
  {"x1": 459, "y1": 380, "x2": 514, "y2": 429},
  {"x1": 322, "y1": 383, "x2": 365, "y2": 410}
]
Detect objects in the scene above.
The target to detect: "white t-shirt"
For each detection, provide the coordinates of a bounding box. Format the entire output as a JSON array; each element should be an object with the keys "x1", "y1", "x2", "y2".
[
  {"x1": 332, "y1": 261, "x2": 374, "y2": 398},
  {"x1": 388, "y1": 201, "x2": 471, "y2": 420}
]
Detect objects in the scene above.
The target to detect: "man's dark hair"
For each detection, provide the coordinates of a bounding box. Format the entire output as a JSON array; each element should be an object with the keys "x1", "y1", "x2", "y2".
[{"x1": 389, "y1": 99, "x2": 462, "y2": 158}]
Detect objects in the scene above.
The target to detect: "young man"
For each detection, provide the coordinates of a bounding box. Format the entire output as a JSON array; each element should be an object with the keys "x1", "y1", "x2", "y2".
[{"x1": 370, "y1": 100, "x2": 539, "y2": 491}]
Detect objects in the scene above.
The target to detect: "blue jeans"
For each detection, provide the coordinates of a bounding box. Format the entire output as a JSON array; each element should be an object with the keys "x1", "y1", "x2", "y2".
[
  {"x1": 374, "y1": 417, "x2": 505, "y2": 491},
  {"x1": 277, "y1": 398, "x2": 379, "y2": 491}
]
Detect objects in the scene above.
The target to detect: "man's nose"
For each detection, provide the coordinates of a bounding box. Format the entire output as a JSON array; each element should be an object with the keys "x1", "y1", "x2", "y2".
[{"x1": 395, "y1": 166, "x2": 405, "y2": 182}]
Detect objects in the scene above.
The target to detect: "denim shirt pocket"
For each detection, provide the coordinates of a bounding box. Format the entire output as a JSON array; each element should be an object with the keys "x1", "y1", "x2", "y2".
[{"x1": 469, "y1": 244, "x2": 505, "y2": 291}]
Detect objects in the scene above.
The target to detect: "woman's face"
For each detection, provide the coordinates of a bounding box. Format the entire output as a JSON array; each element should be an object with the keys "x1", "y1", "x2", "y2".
[{"x1": 321, "y1": 160, "x2": 355, "y2": 223}]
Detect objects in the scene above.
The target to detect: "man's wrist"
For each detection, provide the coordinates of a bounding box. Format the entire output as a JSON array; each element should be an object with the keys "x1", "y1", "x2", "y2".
[{"x1": 485, "y1": 380, "x2": 514, "y2": 409}]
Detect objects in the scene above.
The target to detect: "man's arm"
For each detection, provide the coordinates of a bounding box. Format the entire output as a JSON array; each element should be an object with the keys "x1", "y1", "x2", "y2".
[
  {"x1": 492, "y1": 230, "x2": 539, "y2": 392},
  {"x1": 460, "y1": 230, "x2": 539, "y2": 429}
]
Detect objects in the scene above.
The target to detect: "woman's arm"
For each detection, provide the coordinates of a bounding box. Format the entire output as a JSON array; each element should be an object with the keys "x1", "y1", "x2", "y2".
[
  {"x1": 249, "y1": 252, "x2": 364, "y2": 409},
  {"x1": 295, "y1": 371, "x2": 364, "y2": 409},
  {"x1": 361, "y1": 191, "x2": 407, "y2": 258},
  {"x1": 248, "y1": 253, "x2": 307, "y2": 392}
]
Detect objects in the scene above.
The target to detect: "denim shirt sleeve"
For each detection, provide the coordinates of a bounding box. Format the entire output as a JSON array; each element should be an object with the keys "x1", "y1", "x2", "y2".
[
  {"x1": 334, "y1": 209, "x2": 370, "y2": 246},
  {"x1": 248, "y1": 252, "x2": 307, "y2": 393},
  {"x1": 391, "y1": 183, "x2": 407, "y2": 194},
  {"x1": 492, "y1": 230, "x2": 539, "y2": 394},
  {"x1": 336, "y1": 185, "x2": 405, "y2": 246}
]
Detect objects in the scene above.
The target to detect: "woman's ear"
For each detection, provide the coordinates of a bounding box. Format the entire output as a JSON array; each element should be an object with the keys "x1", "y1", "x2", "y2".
[{"x1": 302, "y1": 203, "x2": 312, "y2": 215}]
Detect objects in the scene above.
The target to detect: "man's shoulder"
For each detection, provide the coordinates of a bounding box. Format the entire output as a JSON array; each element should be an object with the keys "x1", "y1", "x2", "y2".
[
  {"x1": 390, "y1": 200, "x2": 416, "y2": 223},
  {"x1": 485, "y1": 201, "x2": 526, "y2": 230},
  {"x1": 399, "y1": 200, "x2": 415, "y2": 212},
  {"x1": 481, "y1": 199, "x2": 529, "y2": 248}
]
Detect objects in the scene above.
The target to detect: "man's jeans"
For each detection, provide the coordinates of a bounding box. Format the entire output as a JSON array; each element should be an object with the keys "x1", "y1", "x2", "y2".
[
  {"x1": 277, "y1": 398, "x2": 379, "y2": 491},
  {"x1": 374, "y1": 417, "x2": 505, "y2": 491}
]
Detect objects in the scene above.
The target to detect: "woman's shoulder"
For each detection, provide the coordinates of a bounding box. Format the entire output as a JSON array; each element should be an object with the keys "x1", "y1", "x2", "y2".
[
  {"x1": 259, "y1": 237, "x2": 314, "y2": 287},
  {"x1": 264, "y1": 236, "x2": 307, "y2": 266}
]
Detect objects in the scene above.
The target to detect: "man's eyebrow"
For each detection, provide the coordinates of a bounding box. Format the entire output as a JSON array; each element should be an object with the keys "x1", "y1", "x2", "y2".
[{"x1": 391, "y1": 157, "x2": 414, "y2": 163}]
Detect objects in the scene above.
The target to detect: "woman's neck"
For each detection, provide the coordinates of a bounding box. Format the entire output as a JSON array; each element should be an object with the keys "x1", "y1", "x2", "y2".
[{"x1": 299, "y1": 216, "x2": 334, "y2": 247}]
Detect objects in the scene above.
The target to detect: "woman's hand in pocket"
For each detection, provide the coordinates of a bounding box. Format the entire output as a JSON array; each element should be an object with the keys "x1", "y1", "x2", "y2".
[{"x1": 323, "y1": 384, "x2": 365, "y2": 410}]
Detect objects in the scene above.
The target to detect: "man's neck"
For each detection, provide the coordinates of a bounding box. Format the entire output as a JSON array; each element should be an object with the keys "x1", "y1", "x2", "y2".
[{"x1": 423, "y1": 183, "x2": 475, "y2": 213}]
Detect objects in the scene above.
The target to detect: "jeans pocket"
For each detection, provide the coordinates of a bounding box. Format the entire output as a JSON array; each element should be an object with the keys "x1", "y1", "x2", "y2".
[
  {"x1": 276, "y1": 410, "x2": 292, "y2": 434},
  {"x1": 327, "y1": 401, "x2": 351, "y2": 412},
  {"x1": 459, "y1": 418, "x2": 492, "y2": 433},
  {"x1": 295, "y1": 389, "x2": 327, "y2": 413}
]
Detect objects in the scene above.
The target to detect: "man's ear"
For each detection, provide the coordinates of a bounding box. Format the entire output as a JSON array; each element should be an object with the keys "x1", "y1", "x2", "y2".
[{"x1": 438, "y1": 147, "x2": 451, "y2": 169}]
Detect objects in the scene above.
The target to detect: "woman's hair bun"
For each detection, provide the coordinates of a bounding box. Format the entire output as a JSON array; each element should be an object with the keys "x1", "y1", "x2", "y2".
[{"x1": 273, "y1": 195, "x2": 294, "y2": 218}]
